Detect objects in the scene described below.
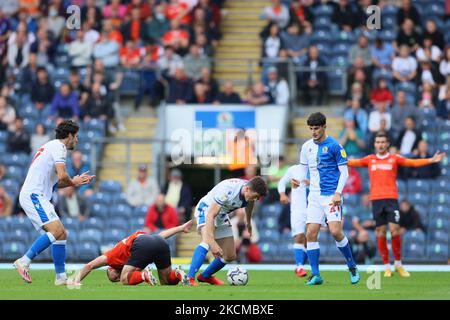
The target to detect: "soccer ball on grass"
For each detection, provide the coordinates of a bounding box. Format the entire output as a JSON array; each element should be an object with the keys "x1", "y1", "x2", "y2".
[{"x1": 226, "y1": 266, "x2": 248, "y2": 286}]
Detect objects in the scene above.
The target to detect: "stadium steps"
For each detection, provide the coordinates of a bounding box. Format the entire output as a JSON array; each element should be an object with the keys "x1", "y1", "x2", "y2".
[
  {"x1": 97, "y1": 114, "x2": 157, "y2": 188},
  {"x1": 213, "y1": 0, "x2": 268, "y2": 96}
]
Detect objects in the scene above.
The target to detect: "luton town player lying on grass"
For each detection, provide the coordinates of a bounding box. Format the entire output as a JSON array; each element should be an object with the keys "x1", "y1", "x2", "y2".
[
  {"x1": 188, "y1": 177, "x2": 268, "y2": 286},
  {"x1": 348, "y1": 132, "x2": 446, "y2": 278},
  {"x1": 73, "y1": 221, "x2": 193, "y2": 286}
]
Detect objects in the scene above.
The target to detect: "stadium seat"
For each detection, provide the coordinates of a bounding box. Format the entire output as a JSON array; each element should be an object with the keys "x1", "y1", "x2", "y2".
[
  {"x1": 119, "y1": 70, "x2": 140, "y2": 96},
  {"x1": 2, "y1": 242, "x2": 26, "y2": 260},
  {"x1": 34, "y1": 247, "x2": 52, "y2": 262},
  {"x1": 0, "y1": 218, "x2": 9, "y2": 233},
  {"x1": 99, "y1": 180, "x2": 122, "y2": 194},
  {"x1": 431, "y1": 178, "x2": 450, "y2": 194},
  {"x1": 407, "y1": 179, "x2": 431, "y2": 193},
  {"x1": 89, "y1": 192, "x2": 112, "y2": 206},
  {"x1": 312, "y1": 4, "x2": 333, "y2": 18},
  {"x1": 380, "y1": 29, "x2": 396, "y2": 42},
  {"x1": 381, "y1": 5, "x2": 398, "y2": 18},
  {"x1": 109, "y1": 204, "x2": 133, "y2": 219},
  {"x1": 66, "y1": 245, "x2": 78, "y2": 262},
  {"x1": 409, "y1": 192, "x2": 430, "y2": 207},
  {"x1": 129, "y1": 217, "x2": 145, "y2": 233},
  {"x1": 259, "y1": 242, "x2": 278, "y2": 262},
  {"x1": 76, "y1": 242, "x2": 100, "y2": 261},
  {"x1": 9, "y1": 216, "x2": 34, "y2": 231},
  {"x1": 395, "y1": 81, "x2": 416, "y2": 95},
  {"x1": 430, "y1": 230, "x2": 448, "y2": 243},
  {"x1": 428, "y1": 216, "x2": 449, "y2": 233},
  {"x1": 427, "y1": 243, "x2": 448, "y2": 261},
  {"x1": 403, "y1": 230, "x2": 426, "y2": 245},
  {"x1": 259, "y1": 229, "x2": 280, "y2": 242},
  {"x1": 107, "y1": 217, "x2": 130, "y2": 231},
  {"x1": 342, "y1": 194, "x2": 360, "y2": 207},
  {"x1": 89, "y1": 203, "x2": 109, "y2": 219},
  {"x1": 404, "y1": 243, "x2": 425, "y2": 259},
  {"x1": 422, "y1": 131, "x2": 437, "y2": 145},
  {"x1": 314, "y1": 17, "x2": 333, "y2": 32},
  {"x1": 328, "y1": 69, "x2": 346, "y2": 94},
  {"x1": 61, "y1": 217, "x2": 80, "y2": 231},
  {"x1": 260, "y1": 216, "x2": 278, "y2": 230},
  {"x1": 438, "y1": 131, "x2": 450, "y2": 143},
  {"x1": 0, "y1": 131, "x2": 8, "y2": 143},
  {"x1": 260, "y1": 203, "x2": 283, "y2": 218},
  {"x1": 6, "y1": 165, "x2": 25, "y2": 181},
  {"x1": 431, "y1": 192, "x2": 450, "y2": 206},
  {"x1": 102, "y1": 229, "x2": 127, "y2": 244},
  {"x1": 80, "y1": 217, "x2": 104, "y2": 231},
  {"x1": 311, "y1": 30, "x2": 332, "y2": 45},
  {"x1": 65, "y1": 228, "x2": 78, "y2": 243},
  {"x1": 397, "y1": 180, "x2": 407, "y2": 194},
  {"x1": 112, "y1": 193, "x2": 130, "y2": 207},
  {"x1": 78, "y1": 229, "x2": 103, "y2": 244},
  {"x1": 133, "y1": 205, "x2": 148, "y2": 219}
]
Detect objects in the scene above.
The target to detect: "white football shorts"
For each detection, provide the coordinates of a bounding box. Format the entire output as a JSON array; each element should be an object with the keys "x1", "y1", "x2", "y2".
[
  {"x1": 194, "y1": 201, "x2": 233, "y2": 239},
  {"x1": 306, "y1": 191, "x2": 343, "y2": 225},
  {"x1": 19, "y1": 191, "x2": 60, "y2": 231},
  {"x1": 290, "y1": 186, "x2": 308, "y2": 236}
]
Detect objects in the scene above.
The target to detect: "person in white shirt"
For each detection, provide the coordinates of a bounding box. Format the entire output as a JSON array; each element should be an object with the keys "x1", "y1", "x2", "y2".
[
  {"x1": 13, "y1": 120, "x2": 95, "y2": 286},
  {"x1": 68, "y1": 29, "x2": 94, "y2": 68},
  {"x1": 392, "y1": 45, "x2": 417, "y2": 82},
  {"x1": 266, "y1": 66, "x2": 289, "y2": 105},
  {"x1": 368, "y1": 101, "x2": 392, "y2": 133},
  {"x1": 126, "y1": 165, "x2": 160, "y2": 207},
  {"x1": 415, "y1": 37, "x2": 442, "y2": 63}
]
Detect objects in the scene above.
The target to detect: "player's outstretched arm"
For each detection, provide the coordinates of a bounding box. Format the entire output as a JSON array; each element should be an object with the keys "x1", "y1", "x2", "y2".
[
  {"x1": 74, "y1": 255, "x2": 108, "y2": 283},
  {"x1": 158, "y1": 220, "x2": 193, "y2": 239},
  {"x1": 56, "y1": 163, "x2": 95, "y2": 188},
  {"x1": 399, "y1": 151, "x2": 447, "y2": 167},
  {"x1": 347, "y1": 158, "x2": 367, "y2": 167}
]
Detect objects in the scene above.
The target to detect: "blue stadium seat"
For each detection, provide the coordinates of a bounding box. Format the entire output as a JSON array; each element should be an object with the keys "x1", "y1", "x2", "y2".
[
  {"x1": 314, "y1": 17, "x2": 333, "y2": 32},
  {"x1": 9, "y1": 216, "x2": 34, "y2": 231},
  {"x1": 6, "y1": 165, "x2": 25, "y2": 181},
  {"x1": 342, "y1": 194, "x2": 360, "y2": 207},
  {"x1": 328, "y1": 69, "x2": 346, "y2": 94},
  {"x1": 311, "y1": 30, "x2": 333, "y2": 45},
  {"x1": 432, "y1": 179, "x2": 450, "y2": 194},
  {"x1": 110, "y1": 203, "x2": 133, "y2": 219},
  {"x1": 2, "y1": 153, "x2": 30, "y2": 167},
  {"x1": 397, "y1": 180, "x2": 407, "y2": 194},
  {"x1": 89, "y1": 192, "x2": 112, "y2": 206},
  {"x1": 259, "y1": 229, "x2": 280, "y2": 242},
  {"x1": 381, "y1": 5, "x2": 398, "y2": 18},
  {"x1": 424, "y1": 2, "x2": 445, "y2": 16},
  {"x1": 427, "y1": 243, "x2": 448, "y2": 261},
  {"x1": 260, "y1": 203, "x2": 283, "y2": 218},
  {"x1": 431, "y1": 192, "x2": 450, "y2": 206},
  {"x1": 312, "y1": 4, "x2": 333, "y2": 18},
  {"x1": 107, "y1": 217, "x2": 130, "y2": 231},
  {"x1": 429, "y1": 204, "x2": 445, "y2": 216},
  {"x1": 84, "y1": 118, "x2": 106, "y2": 133},
  {"x1": 277, "y1": 243, "x2": 294, "y2": 262},
  {"x1": 2, "y1": 242, "x2": 26, "y2": 260},
  {"x1": 0, "y1": 131, "x2": 8, "y2": 143},
  {"x1": 407, "y1": 179, "x2": 431, "y2": 193},
  {"x1": 112, "y1": 193, "x2": 130, "y2": 207},
  {"x1": 61, "y1": 217, "x2": 80, "y2": 231},
  {"x1": 380, "y1": 29, "x2": 396, "y2": 42},
  {"x1": 259, "y1": 242, "x2": 278, "y2": 262},
  {"x1": 260, "y1": 216, "x2": 278, "y2": 230},
  {"x1": 99, "y1": 180, "x2": 122, "y2": 194},
  {"x1": 133, "y1": 205, "x2": 148, "y2": 218},
  {"x1": 78, "y1": 229, "x2": 102, "y2": 244},
  {"x1": 65, "y1": 228, "x2": 78, "y2": 243},
  {"x1": 102, "y1": 229, "x2": 127, "y2": 244},
  {"x1": 409, "y1": 192, "x2": 430, "y2": 207},
  {"x1": 0, "y1": 218, "x2": 9, "y2": 233},
  {"x1": 438, "y1": 131, "x2": 450, "y2": 143},
  {"x1": 404, "y1": 243, "x2": 425, "y2": 259},
  {"x1": 129, "y1": 217, "x2": 145, "y2": 233},
  {"x1": 331, "y1": 56, "x2": 349, "y2": 68},
  {"x1": 428, "y1": 216, "x2": 449, "y2": 232},
  {"x1": 34, "y1": 247, "x2": 52, "y2": 262},
  {"x1": 403, "y1": 230, "x2": 426, "y2": 245},
  {"x1": 80, "y1": 217, "x2": 104, "y2": 231},
  {"x1": 333, "y1": 43, "x2": 351, "y2": 55},
  {"x1": 89, "y1": 203, "x2": 109, "y2": 219},
  {"x1": 66, "y1": 245, "x2": 78, "y2": 261},
  {"x1": 76, "y1": 242, "x2": 100, "y2": 261},
  {"x1": 395, "y1": 81, "x2": 416, "y2": 95},
  {"x1": 422, "y1": 131, "x2": 437, "y2": 145},
  {"x1": 119, "y1": 70, "x2": 140, "y2": 96},
  {"x1": 430, "y1": 230, "x2": 448, "y2": 243}
]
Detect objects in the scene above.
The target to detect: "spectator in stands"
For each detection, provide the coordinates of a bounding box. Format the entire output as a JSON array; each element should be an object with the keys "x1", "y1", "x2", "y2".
[
  {"x1": 93, "y1": 30, "x2": 120, "y2": 69},
  {"x1": 134, "y1": 43, "x2": 160, "y2": 110},
  {"x1": 121, "y1": 7, "x2": 147, "y2": 43},
  {"x1": 119, "y1": 40, "x2": 142, "y2": 69},
  {"x1": 439, "y1": 47, "x2": 450, "y2": 85},
  {"x1": 167, "y1": 67, "x2": 193, "y2": 104},
  {"x1": 126, "y1": 0, "x2": 152, "y2": 20},
  {"x1": 260, "y1": 0, "x2": 290, "y2": 30},
  {"x1": 67, "y1": 150, "x2": 94, "y2": 197},
  {"x1": 0, "y1": 185, "x2": 13, "y2": 217},
  {"x1": 145, "y1": 5, "x2": 170, "y2": 42},
  {"x1": 349, "y1": 35, "x2": 372, "y2": 68},
  {"x1": 231, "y1": 208, "x2": 261, "y2": 264},
  {"x1": 370, "y1": 78, "x2": 393, "y2": 106},
  {"x1": 49, "y1": 83, "x2": 80, "y2": 120},
  {"x1": 183, "y1": 44, "x2": 210, "y2": 80},
  {"x1": 31, "y1": 67, "x2": 55, "y2": 110},
  {"x1": 416, "y1": 37, "x2": 442, "y2": 64},
  {"x1": 396, "y1": 0, "x2": 421, "y2": 28},
  {"x1": 395, "y1": 18, "x2": 421, "y2": 52},
  {"x1": 266, "y1": 156, "x2": 288, "y2": 203},
  {"x1": 69, "y1": 68, "x2": 89, "y2": 108},
  {"x1": 280, "y1": 23, "x2": 309, "y2": 64},
  {"x1": 262, "y1": 23, "x2": 283, "y2": 60},
  {"x1": 276, "y1": 49, "x2": 289, "y2": 81},
  {"x1": 339, "y1": 119, "x2": 366, "y2": 157},
  {"x1": 30, "y1": 123, "x2": 50, "y2": 155},
  {"x1": 346, "y1": 80, "x2": 370, "y2": 111},
  {"x1": 144, "y1": 193, "x2": 180, "y2": 233},
  {"x1": 423, "y1": 19, "x2": 445, "y2": 51},
  {"x1": 158, "y1": 45, "x2": 184, "y2": 79},
  {"x1": 162, "y1": 168, "x2": 192, "y2": 223},
  {"x1": 196, "y1": 67, "x2": 219, "y2": 102},
  {"x1": 103, "y1": 0, "x2": 127, "y2": 22},
  {"x1": 195, "y1": 33, "x2": 214, "y2": 57},
  {"x1": 126, "y1": 164, "x2": 160, "y2": 208},
  {"x1": 343, "y1": 167, "x2": 362, "y2": 195},
  {"x1": 399, "y1": 199, "x2": 426, "y2": 235},
  {"x1": 81, "y1": 0, "x2": 102, "y2": 29},
  {"x1": 190, "y1": 82, "x2": 212, "y2": 104},
  {"x1": 102, "y1": 18, "x2": 123, "y2": 46},
  {"x1": 344, "y1": 98, "x2": 368, "y2": 134},
  {"x1": 7, "y1": 30, "x2": 30, "y2": 70},
  {"x1": 30, "y1": 25, "x2": 55, "y2": 67},
  {"x1": 245, "y1": 81, "x2": 270, "y2": 106},
  {"x1": 288, "y1": 0, "x2": 314, "y2": 28},
  {"x1": 392, "y1": 45, "x2": 417, "y2": 83},
  {"x1": 418, "y1": 81, "x2": 437, "y2": 109},
  {"x1": 265, "y1": 66, "x2": 289, "y2": 106},
  {"x1": 395, "y1": 117, "x2": 422, "y2": 156},
  {"x1": 391, "y1": 90, "x2": 417, "y2": 138},
  {"x1": 368, "y1": 118, "x2": 394, "y2": 153},
  {"x1": 371, "y1": 37, "x2": 395, "y2": 71},
  {"x1": 332, "y1": 0, "x2": 355, "y2": 32},
  {"x1": 0, "y1": 95, "x2": 16, "y2": 131},
  {"x1": 347, "y1": 57, "x2": 371, "y2": 102},
  {"x1": 46, "y1": 3, "x2": 65, "y2": 40},
  {"x1": 437, "y1": 86, "x2": 450, "y2": 119},
  {"x1": 68, "y1": 29, "x2": 93, "y2": 68},
  {"x1": 161, "y1": 19, "x2": 190, "y2": 54},
  {"x1": 279, "y1": 197, "x2": 291, "y2": 233},
  {"x1": 300, "y1": 45, "x2": 328, "y2": 105},
  {"x1": 368, "y1": 101, "x2": 391, "y2": 133},
  {"x1": 57, "y1": 186, "x2": 89, "y2": 221},
  {"x1": 83, "y1": 82, "x2": 112, "y2": 122},
  {"x1": 214, "y1": 81, "x2": 241, "y2": 104},
  {"x1": 82, "y1": 21, "x2": 100, "y2": 45},
  {"x1": 408, "y1": 140, "x2": 441, "y2": 179},
  {"x1": 7, "y1": 117, "x2": 30, "y2": 154}
]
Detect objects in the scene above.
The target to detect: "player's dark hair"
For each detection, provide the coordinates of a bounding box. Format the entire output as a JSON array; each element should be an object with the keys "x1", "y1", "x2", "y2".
[
  {"x1": 375, "y1": 131, "x2": 390, "y2": 142},
  {"x1": 307, "y1": 112, "x2": 326, "y2": 127},
  {"x1": 55, "y1": 120, "x2": 79, "y2": 139},
  {"x1": 247, "y1": 176, "x2": 268, "y2": 197}
]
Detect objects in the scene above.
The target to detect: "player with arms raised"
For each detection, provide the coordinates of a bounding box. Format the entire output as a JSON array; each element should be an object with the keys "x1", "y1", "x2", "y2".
[
  {"x1": 187, "y1": 177, "x2": 268, "y2": 286},
  {"x1": 14, "y1": 120, "x2": 95, "y2": 285},
  {"x1": 73, "y1": 221, "x2": 193, "y2": 286},
  {"x1": 278, "y1": 165, "x2": 309, "y2": 277},
  {"x1": 348, "y1": 132, "x2": 446, "y2": 277},
  {"x1": 299, "y1": 112, "x2": 360, "y2": 285}
]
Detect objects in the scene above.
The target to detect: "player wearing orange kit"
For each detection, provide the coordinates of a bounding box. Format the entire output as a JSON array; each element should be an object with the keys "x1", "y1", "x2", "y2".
[
  {"x1": 348, "y1": 132, "x2": 446, "y2": 277},
  {"x1": 73, "y1": 221, "x2": 193, "y2": 286}
]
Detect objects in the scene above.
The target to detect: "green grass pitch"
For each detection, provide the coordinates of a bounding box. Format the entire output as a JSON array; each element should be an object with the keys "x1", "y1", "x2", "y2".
[{"x1": 1, "y1": 270, "x2": 449, "y2": 300}]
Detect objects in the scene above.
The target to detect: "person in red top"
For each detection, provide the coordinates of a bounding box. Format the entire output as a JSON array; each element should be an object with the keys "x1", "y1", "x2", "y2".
[
  {"x1": 343, "y1": 167, "x2": 362, "y2": 195},
  {"x1": 165, "y1": 0, "x2": 192, "y2": 25},
  {"x1": 144, "y1": 193, "x2": 180, "y2": 232},
  {"x1": 74, "y1": 220, "x2": 192, "y2": 286},
  {"x1": 126, "y1": 0, "x2": 152, "y2": 20},
  {"x1": 348, "y1": 132, "x2": 446, "y2": 277},
  {"x1": 370, "y1": 78, "x2": 393, "y2": 106},
  {"x1": 161, "y1": 19, "x2": 190, "y2": 50},
  {"x1": 120, "y1": 40, "x2": 142, "y2": 68}
]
